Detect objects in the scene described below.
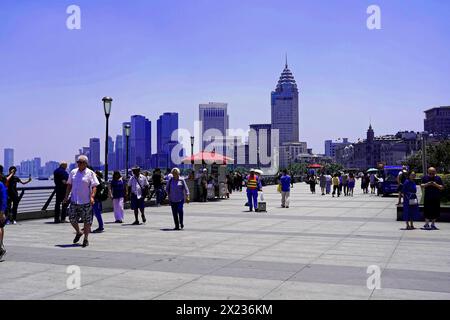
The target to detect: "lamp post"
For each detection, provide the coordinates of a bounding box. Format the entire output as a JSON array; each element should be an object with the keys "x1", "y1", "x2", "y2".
[
  {"x1": 124, "y1": 123, "x2": 131, "y2": 180},
  {"x1": 421, "y1": 131, "x2": 429, "y2": 174},
  {"x1": 190, "y1": 136, "x2": 195, "y2": 167},
  {"x1": 102, "y1": 97, "x2": 113, "y2": 182}
]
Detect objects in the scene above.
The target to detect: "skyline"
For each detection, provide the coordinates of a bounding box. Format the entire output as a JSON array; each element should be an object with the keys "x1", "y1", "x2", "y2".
[{"x1": 1, "y1": 0, "x2": 450, "y2": 164}]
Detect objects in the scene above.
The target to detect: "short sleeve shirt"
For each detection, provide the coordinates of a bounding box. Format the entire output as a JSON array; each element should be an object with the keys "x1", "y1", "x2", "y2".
[
  {"x1": 67, "y1": 168, "x2": 99, "y2": 205},
  {"x1": 128, "y1": 174, "x2": 149, "y2": 199},
  {"x1": 422, "y1": 175, "x2": 443, "y2": 201}
]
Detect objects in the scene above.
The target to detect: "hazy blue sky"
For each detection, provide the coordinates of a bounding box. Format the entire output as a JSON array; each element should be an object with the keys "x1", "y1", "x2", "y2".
[{"x1": 1, "y1": 0, "x2": 449, "y2": 164}]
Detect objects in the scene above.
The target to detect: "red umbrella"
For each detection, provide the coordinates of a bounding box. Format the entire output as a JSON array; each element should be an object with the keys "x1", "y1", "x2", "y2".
[
  {"x1": 308, "y1": 164, "x2": 323, "y2": 169},
  {"x1": 182, "y1": 151, "x2": 234, "y2": 164}
]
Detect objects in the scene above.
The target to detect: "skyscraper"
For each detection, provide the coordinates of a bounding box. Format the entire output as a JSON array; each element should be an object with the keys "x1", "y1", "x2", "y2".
[
  {"x1": 271, "y1": 59, "x2": 299, "y2": 146},
  {"x1": 3, "y1": 148, "x2": 14, "y2": 170},
  {"x1": 157, "y1": 112, "x2": 179, "y2": 153},
  {"x1": 89, "y1": 138, "x2": 101, "y2": 170},
  {"x1": 115, "y1": 134, "x2": 123, "y2": 171},
  {"x1": 130, "y1": 115, "x2": 151, "y2": 169},
  {"x1": 107, "y1": 136, "x2": 115, "y2": 170},
  {"x1": 199, "y1": 102, "x2": 229, "y2": 154},
  {"x1": 122, "y1": 122, "x2": 131, "y2": 171}
]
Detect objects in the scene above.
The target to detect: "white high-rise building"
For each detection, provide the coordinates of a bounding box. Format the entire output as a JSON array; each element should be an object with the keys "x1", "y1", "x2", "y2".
[{"x1": 199, "y1": 102, "x2": 229, "y2": 154}]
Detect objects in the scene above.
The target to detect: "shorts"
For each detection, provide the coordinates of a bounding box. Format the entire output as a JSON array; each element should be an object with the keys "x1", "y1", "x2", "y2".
[
  {"x1": 69, "y1": 203, "x2": 93, "y2": 225},
  {"x1": 131, "y1": 194, "x2": 145, "y2": 210}
]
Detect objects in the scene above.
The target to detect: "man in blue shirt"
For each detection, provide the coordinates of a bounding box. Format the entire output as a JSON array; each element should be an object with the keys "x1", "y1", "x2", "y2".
[
  {"x1": 280, "y1": 169, "x2": 291, "y2": 208},
  {"x1": 0, "y1": 178, "x2": 8, "y2": 260},
  {"x1": 54, "y1": 162, "x2": 69, "y2": 223}
]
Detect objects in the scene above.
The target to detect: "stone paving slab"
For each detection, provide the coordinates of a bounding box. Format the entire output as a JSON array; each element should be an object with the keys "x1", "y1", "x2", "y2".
[{"x1": 1, "y1": 183, "x2": 449, "y2": 300}]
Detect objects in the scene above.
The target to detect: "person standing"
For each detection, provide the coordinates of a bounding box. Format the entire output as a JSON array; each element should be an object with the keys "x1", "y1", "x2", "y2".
[
  {"x1": 369, "y1": 173, "x2": 376, "y2": 194},
  {"x1": 421, "y1": 167, "x2": 444, "y2": 230},
  {"x1": 92, "y1": 171, "x2": 107, "y2": 233},
  {"x1": 348, "y1": 173, "x2": 356, "y2": 196},
  {"x1": 199, "y1": 169, "x2": 208, "y2": 202},
  {"x1": 6, "y1": 166, "x2": 32, "y2": 224},
  {"x1": 110, "y1": 171, "x2": 126, "y2": 223},
  {"x1": 280, "y1": 169, "x2": 291, "y2": 208},
  {"x1": 332, "y1": 174, "x2": 340, "y2": 197},
  {"x1": 0, "y1": 177, "x2": 7, "y2": 260},
  {"x1": 246, "y1": 169, "x2": 261, "y2": 212},
  {"x1": 397, "y1": 166, "x2": 408, "y2": 205},
  {"x1": 64, "y1": 155, "x2": 99, "y2": 248},
  {"x1": 128, "y1": 166, "x2": 149, "y2": 225},
  {"x1": 319, "y1": 173, "x2": 326, "y2": 196},
  {"x1": 226, "y1": 173, "x2": 233, "y2": 199},
  {"x1": 341, "y1": 173, "x2": 349, "y2": 196},
  {"x1": 53, "y1": 162, "x2": 69, "y2": 223},
  {"x1": 166, "y1": 168, "x2": 190, "y2": 230},
  {"x1": 152, "y1": 168, "x2": 164, "y2": 207},
  {"x1": 402, "y1": 171, "x2": 419, "y2": 230}
]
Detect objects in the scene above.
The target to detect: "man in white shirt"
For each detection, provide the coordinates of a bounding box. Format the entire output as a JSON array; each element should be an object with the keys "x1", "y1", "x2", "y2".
[
  {"x1": 64, "y1": 155, "x2": 99, "y2": 247},
  {"x1": 128, "y1": 166, "x2": 149, "y2": 225}
]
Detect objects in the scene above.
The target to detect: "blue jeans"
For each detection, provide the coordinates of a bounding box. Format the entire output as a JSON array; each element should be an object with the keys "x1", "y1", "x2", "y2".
[
  {"x1": 155, "y1": 187, "x2": 163, "y2": 205},
  {"x1": 170, "y1": 201, "x2": 184, "y2": 228},
  {"x1": 93, "y1": 200, "x2": 104, "y2": 230},
  {"x1": 247, "y1": 189, "x2": 258, "y2": 210}
]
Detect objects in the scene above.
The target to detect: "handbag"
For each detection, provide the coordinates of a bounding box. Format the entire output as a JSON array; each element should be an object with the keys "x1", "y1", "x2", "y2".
[
  {"x1": 135, "y1": 175, "x2": 149, "y2": 198},
  {"x1": 277, "y1": 184, "x2": 282, "y2": 193},
  {"x1": 409, "y1": 198, "x2": 418, "y2": 206}
]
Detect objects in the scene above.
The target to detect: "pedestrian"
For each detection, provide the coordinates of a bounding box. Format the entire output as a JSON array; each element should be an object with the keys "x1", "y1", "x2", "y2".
[
  {"x1": 128, "y1": 166, "x2": 149, "y2": 225},
  {"x1": 370, "y1": 173, "x2": 376, "y2": 194},
  {"x1": 308, "y1": 175, "x2": 316, "y2": 194},
  {"x1": 92, "y1": 171, "x2": 107, "y2": 233},
  {"x1": 290, "y1": 171, "x2": 295, "y2": 188},
  {"x1": 348, "y1": 173, "x2": 355, "y2": 196},
  {"x1": 319, "y1": 173, "x2": 326, "y2": 196},
  {"x1": 421, "y1": 167, "x2": 444, "y2": 230},
  {"x1": 332, "y1": 174, "x2": 340, "y2": 197},
  {"x1": 341, "y1": 172, "x2": 349, "y2": 196},
  {"x1": 53, "y1": 162, "x2": 69, "y2": 223},
  {"x1": 110, "y1": 171, "x2": 126, "y2": 223},
  {"x1": 246, "y1": 169, "x2": 261, "y2": 212},
  {"x1": 226, "y1": 173, "x2": 233, "y2": 198},
  {"x1": 280, "y1": 169, "x2": 291, "y2": 208},
  {"x1": 325, "y1": 173, "x2": 332, "y2": 194},
  {"x1": 397, "y1": 166, "x2": 408, "y2": 205},
  {"x1": 166, "y1": 168, "x2": 190, "y2": 230},
  {"x1": 402, "y1": 171, "x2": 419, "y2": 230},
  {"x1": 6, "y1": 166, "x2": 32, "y2": 224},
  {"x1": 0, "y1": 176, "x2": 7, "y2": 260},
  {"x1": 199, "y1": 168, "x2": 208, "y2": 202},
  {"x1": 152, "y1": 168, "x2": 164, "y2": 206},
  {"x1": 63, "y1": 155, "x2": 99, "y2": 248}
]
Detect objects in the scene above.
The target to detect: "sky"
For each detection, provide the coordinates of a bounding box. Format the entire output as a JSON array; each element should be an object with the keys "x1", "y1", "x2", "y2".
[{"x1": 0, "y1": 0, "x2": 449, "y2": 165}]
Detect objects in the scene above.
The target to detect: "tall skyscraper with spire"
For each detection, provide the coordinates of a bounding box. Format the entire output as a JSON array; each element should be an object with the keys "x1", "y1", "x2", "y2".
[{"x1": 271, "y1": 57, "x2": 299, "y2": 146}]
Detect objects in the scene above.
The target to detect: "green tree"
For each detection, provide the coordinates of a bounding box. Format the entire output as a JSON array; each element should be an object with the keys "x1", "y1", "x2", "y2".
[{"x1": 405, "y1": 140, "x2": 450, "y2": 174}]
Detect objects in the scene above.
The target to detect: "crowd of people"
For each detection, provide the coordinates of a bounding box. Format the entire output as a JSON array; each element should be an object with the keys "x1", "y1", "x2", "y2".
[{"x1": 0, "y1": 157, "x2": 446, "y2": 260}]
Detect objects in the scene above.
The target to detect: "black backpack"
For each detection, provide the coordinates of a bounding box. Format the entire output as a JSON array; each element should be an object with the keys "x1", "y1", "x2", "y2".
[{"x1": 97, "y1": 182, "x2": 109, "y2": 202}]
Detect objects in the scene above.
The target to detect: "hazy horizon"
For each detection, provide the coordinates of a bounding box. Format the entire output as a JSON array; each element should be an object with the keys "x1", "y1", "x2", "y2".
[{"x1": 1, "y1": 0, "x2": 449, "y2": 165}]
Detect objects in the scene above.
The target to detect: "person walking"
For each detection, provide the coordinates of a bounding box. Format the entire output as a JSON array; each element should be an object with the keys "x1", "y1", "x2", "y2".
[
  {"x1": 246, "y1": 169, "x2": 261, "y2": 212},
  {"x1": 166, "y1": 168, "x2": 190, "y2": 230},
  {"x1": 369, "y1": 173, "x2": 377, "y2": 194},
  {"x1": 348, "y1": 173, "x2": 355, "y2": 196},
  {"x1": 6, "y1": 166, "x2": 32, "y2": 224},
  {"x1": 332, "y1": 174, "x2": 340, "y2": 197},
  {"x1": 128, "y1": 166, "x2": 149, "y2": 225},
  {"x1": 319, "y1": 173, "x2": 326, "y2": 196},
  {"x1": 110, "y1": 171, "x2": 126, "y2": 223},
  {"x1": 92, "y1": 171, "x2": 107, "y2": 233},
  {"x1": 280, "y1": 169, "x2": 291, "y2": 208},
  {"x1": 63, "y1": 155, "x2": 99, "y2": 248},
  {"x1": 199, "y1": 169, "x2": 208, "y2": 202},
  {"x1": 341, "y1": 173, "x2": 349, "y2": 196},
  {"x1": 53, "y1": 162, "x2": 69, "y2": 223},
  {"x1": 421, "y1": 167, "x2": 444, "y2": 230},
  {"x1": 308, "y1": 175, "x2": 317, "y2": 194},
  {"x1": 402, "y1": 171, "x2": 419, "y2": 230},
  {"x1": 0, "y1": 177, "x2": 7, "y2": 260},
  {"x1": 325, "y1": 173, "x2": 332, "y2": 195},
  {"x1": 226, "y1": 173, "x2": 233, "y2": 199},
  {"x1": 151, "y1": 168, "x2": 164, "y2": 206}
]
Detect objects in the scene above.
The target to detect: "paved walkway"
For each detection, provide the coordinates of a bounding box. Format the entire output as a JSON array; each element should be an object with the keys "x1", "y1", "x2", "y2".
[{"x1": 1, "y1": 184, "x2": 450, "y2": 300}]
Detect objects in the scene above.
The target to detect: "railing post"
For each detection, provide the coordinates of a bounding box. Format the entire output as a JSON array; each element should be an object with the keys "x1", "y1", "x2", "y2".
[{"x1": 42, "y1": 189, "x2": 56, "y2": 212}]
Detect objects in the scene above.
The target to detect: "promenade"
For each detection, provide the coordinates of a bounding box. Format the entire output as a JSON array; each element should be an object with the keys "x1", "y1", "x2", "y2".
[{"x1": 1, "y1": 183, "x2": 450, "y2": 300}]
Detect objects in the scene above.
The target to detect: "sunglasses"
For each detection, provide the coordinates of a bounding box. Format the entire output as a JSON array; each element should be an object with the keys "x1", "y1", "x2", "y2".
[{"x1": 77, "y1": 161, "x2": 87, "y2": 164}]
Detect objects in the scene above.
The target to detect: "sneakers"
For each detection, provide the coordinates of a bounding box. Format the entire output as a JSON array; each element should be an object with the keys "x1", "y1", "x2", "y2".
[
  {"x1": 132, "y1": 221, "x2": 140, "y2": 225},
  {"x1": 141, "y1": 215, "x2": 147, "y2": 224},
  {"x1": 0, "y1": 246, "x2": 6, "y2": 260},
  {"x1": 430, "y1": 225, "x2": 439, "y2": 230},
  {"x1": 82, "y1": 239, "x2": 89, "y2": 247},
  {"x1": 173, "y1": 227, "x2": 180, "y2": 231},
  {"x1": 73, "y1": 233, "x2": 83, "y2": 244},
  {"x1": 11, "y1": 220, "x2": 17, "y2": 225},
  {"x1": 92, "y1": 228, "x2": 104, "y2": 233},
  {"x1": 423, "y1": 224, "x2": 431, "y2": 230},
  {"x1": 180, "y1": 224, "x2": 184, "y2": 230}
]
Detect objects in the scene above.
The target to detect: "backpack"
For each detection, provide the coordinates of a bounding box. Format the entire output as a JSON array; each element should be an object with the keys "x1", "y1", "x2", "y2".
[{"x1": 97, "y1": 182, "x2": 109, "y2": 202}]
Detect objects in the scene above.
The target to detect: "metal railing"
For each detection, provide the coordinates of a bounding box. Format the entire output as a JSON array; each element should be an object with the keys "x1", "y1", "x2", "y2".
[{"x1": 17, "y1": 186, "x2": 56, "y2": 214}]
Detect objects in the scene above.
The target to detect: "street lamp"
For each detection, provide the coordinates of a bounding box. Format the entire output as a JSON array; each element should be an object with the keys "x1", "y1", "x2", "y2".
[
  {"x1": 102, "y1": 97, "x2": 113, "y2": 182},
  {"x1": 190, "y1": 136, "x2": 195, "y2": 167},
  {"x1": 421, "y1": 131, "x2": 429, "y2": 173},
  {"x1": 124, "y1": 123, "x2": 131, "y2": 179}
]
